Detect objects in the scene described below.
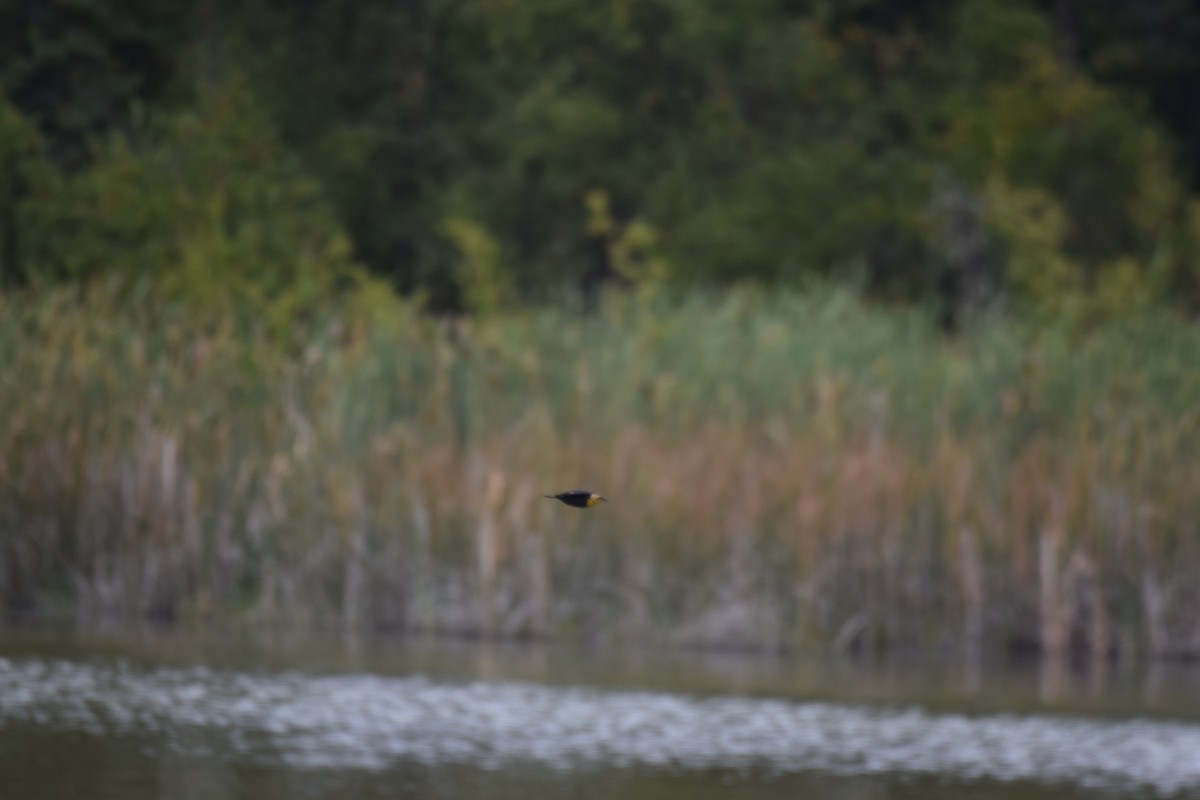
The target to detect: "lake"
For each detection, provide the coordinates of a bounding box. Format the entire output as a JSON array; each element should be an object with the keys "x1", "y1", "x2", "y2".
[{"x1": 1, "y1": 627, "x2": 1198, "y2": 800}]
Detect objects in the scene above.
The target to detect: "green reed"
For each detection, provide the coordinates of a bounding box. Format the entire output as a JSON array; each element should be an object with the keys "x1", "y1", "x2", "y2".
[{"x1": 2, "y1": 282, "x2": 1198, "y2": 656}]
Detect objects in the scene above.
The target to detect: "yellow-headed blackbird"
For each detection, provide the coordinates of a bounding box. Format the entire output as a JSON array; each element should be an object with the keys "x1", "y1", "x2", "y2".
[{"x1": 544, "y1": 490, "x2": 607, "y2": 508}]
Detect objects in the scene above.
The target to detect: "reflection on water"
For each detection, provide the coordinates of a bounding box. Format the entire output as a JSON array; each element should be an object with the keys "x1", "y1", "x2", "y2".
[{"x1": 1, "y1": 651, "x2": 1199, "y2": 799}]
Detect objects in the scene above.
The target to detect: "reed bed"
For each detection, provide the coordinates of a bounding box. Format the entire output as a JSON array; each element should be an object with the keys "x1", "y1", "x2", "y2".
[{"x1": 2, "y1": 283, "x2": 1198, "y2": 657}]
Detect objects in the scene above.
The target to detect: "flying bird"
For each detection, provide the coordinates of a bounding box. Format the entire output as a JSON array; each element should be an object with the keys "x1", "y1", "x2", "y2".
[{"x1": 544, "y1": 490, "x2": 607, "y2": 509}]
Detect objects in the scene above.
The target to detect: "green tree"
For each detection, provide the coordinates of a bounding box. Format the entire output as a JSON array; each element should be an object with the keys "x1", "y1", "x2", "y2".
[
  {"x1": 0, "y1": 0, "x2": 190, "y2": 168},
  {"x1": 27, "y1": 77, "x2": 362, "y2": 333},
  {"x1": 4, "y1": 0, "x2": 1199, "y2": 315},
  {"x1": 0, "y1": 93, "x2": 53, "y2": 287}
]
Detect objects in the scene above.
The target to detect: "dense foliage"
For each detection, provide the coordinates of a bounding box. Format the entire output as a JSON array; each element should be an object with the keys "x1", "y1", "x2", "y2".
[
  {"x1": 4, "y1": 5, "x2": 1200, "y2": 649},
  {"x1": 3, "y1": 285, "x2": 1198, "y2": 653},
  {"x1": 2, "y1": 0, "x2": 1199, "y2": 318}
]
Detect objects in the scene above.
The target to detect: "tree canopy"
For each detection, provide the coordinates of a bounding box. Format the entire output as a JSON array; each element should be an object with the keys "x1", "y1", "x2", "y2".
[{"x1": 2, "y1": 0, "x2": 1198, "y2": 320}]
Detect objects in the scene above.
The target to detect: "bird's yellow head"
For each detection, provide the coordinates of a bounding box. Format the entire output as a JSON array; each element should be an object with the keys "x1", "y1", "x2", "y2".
[{"x1": 586, "y1": 493, "x2": 607, "y2": 507}]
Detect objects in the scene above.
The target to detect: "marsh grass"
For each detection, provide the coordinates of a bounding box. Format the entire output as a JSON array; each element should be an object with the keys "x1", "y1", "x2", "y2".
[{"x1": 2, "y1": 282, "x2": 1198, "y2": 657}]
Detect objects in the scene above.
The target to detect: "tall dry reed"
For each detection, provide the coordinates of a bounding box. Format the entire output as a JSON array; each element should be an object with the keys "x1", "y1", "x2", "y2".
[{"x1": 1, "y1": 283, "x2": 1198, "y2": 656}]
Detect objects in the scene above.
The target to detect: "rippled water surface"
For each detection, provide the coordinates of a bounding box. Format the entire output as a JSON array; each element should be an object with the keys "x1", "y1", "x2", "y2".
[{"x1": 2, "y1": 630, "x2": 1199, "y2": 800}]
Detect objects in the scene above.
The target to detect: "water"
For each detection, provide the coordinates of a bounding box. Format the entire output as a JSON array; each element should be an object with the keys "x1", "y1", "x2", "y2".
[{"x1": 1, "y1": 629, "x2": 1199, "y2": 800}]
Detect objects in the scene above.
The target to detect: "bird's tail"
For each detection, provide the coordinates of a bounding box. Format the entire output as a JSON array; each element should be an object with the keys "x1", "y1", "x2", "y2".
[{"x1": 543, "y1": 495, "x2": 555, "y2": 499}]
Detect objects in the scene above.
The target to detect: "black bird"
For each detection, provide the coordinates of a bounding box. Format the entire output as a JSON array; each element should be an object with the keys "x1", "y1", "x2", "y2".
[{"x1": 544, "y1": 490, "x2": 608, "y2": 509}]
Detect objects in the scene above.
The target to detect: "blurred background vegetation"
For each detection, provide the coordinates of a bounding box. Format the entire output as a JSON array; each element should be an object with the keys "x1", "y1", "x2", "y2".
[
  {"x1": 3, "y1": 0, "x2": 1199, "y2": 318},
  {"x1": 2, "y1": 0, "x2": 1199, "y2": 656}
]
